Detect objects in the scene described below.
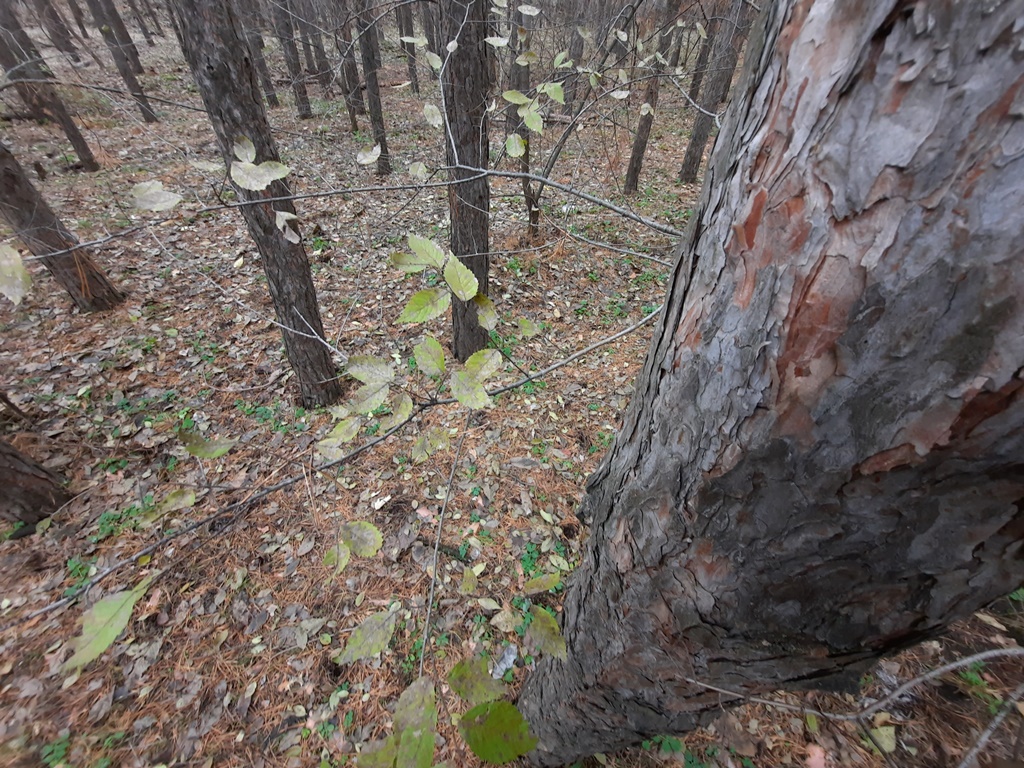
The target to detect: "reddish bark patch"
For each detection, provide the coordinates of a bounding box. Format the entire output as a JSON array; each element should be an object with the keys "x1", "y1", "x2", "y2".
[
  {"x1": 949, "y1": 375, "x2": 1024, "y2": 441},
  {"x1": 854, "y1": 443, "x2": 919, "y2": 476}
]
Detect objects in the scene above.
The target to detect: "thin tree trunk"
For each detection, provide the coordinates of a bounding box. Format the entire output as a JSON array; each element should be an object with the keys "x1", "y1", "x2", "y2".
[
  {"x1": 442, "y1": 0, "x2": 490, "y2": 360},
  {"x1": 84, "y1": 0, "x2": 158, "y2": 121},
  {"x1": 339, "y1": 19, "x2": 364, "y2": 117},
  {"x1": 294, "y1": 0, "x2": 332, "y2": 96},
  {"x1": 66, "y1": 0, "x2": 90, "y2": 36},
  {"x1": 164, "y1": 0, "x2": 183, "y2": 47},
  {"x1": 246, "y1": 27, "x2": 279, "y2": 107},
  {"x1": 678, "y1": 0, "x2": 746, "y2": 183},
  {"x1": 561, "y1": 20, "x2": 585, "y2": 115},
  {"x1": 272, "y1": 0, "x2": 312, "y2": 118},
  {"x1": 138, "y1": 0, "x2": 165, "y2": 36},
  {"x1": 172, "y1": 0, "x2": 342, "y2": 407},
  {"x1": 419, "y1": 0, "x2": 439, "y2": 57},
  {"x1": 686, "y1": 15, "x2": 718, "y2": 103},
  {"x1": 504, "y1": 5, "x2": 538, "y2": 237},
  {"x1": 356, "y1": 0, "x2": 390, "y2": 175},
  {"x1": 33, "y1": 0, "x2": 81, "y2": 61},
  {"x1": 98, "y1": 0, "x2": 144, "y2": 73},
  {"x1": 396, "y1": 1, "x2": 418, "y2": 94},
  {"x1": 624, "y1": 13, "x2": 674, "y2": 194},
  {"x1": 0, "y1": 439, "x2": 71, "y2": 534},
  {"x1": 0, "y1": 142, "x2": 123, "y2": 310},
  {"x1": 519, "y1": 1, "x2": 1024, "y2": 764},
  {"x1": 124, "y1": 0, "x2": 156, "y2": 46},
  {"x1": 0, "y1": 5, "x2": 100, "y2": 170}
]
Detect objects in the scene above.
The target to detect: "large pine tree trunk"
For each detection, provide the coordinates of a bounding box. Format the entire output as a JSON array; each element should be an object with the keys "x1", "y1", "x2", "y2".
[
  {"x1": 442, "y1": 0, "x2": 491, "y2": 361},
  {"x1": 518, "y1": 1, "x2": 1024, "y2": 764},
  {"x1": 172, "y1": 0, "x2": 342, "y2": 408},
  {"x1": 0, "y1": 142, "x2": 123, "y2": 311},
  {"x1": 0, "y1": 439, "x2": 70, "y2": 532}
]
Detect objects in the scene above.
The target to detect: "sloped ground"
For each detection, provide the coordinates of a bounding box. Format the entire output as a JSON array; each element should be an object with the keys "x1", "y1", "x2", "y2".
[{"x1": 1, "y1": 29, "x2": 1022, "y2": 768}]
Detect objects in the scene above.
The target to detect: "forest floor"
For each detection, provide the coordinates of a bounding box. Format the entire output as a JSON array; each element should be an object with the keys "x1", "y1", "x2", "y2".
[{"x1": 1, "y1": 31, "x2": 1023, "y2": 768}]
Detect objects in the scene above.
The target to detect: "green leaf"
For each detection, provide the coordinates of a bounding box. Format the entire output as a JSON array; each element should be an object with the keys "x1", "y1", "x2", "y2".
[
  {"x1": 398, "y1": 288, "x2": 450, "y2": 323},
  {"x1": 408, "y1": 161, "x2": 428, "y2": 181},
  {"x1": 517, "y1": 317, "x2": 540, "y2": 338},
  {"x1": 443, "y1": 257, "x2": 479, "y2": 301},
  {"x1": 472, "y1": 294, "x2": 498, "y2": 331},
  {"x1": 318, "y1": 417, "x2": 363, "y2": 459},
  {"x1": 233, "y1": 135, "x2": 256, "y2": 163},
  {"x1": 333, "y1": 609, "x2": 398, "y2": 665},
  {"x1": 515, "y1": 50, "x2": 539, "y2": 66},
  {"x1": 348, "y1": 381, "x2": 391, "y2": 415},
  {"x1": 64, "y1": 574, "x2": 155, "y2": 671},
  {"x1": 553, "y1": 50, "x2": 572, "y2": 69},
  {"x1": 425, "y1": 51, "x2": 442, "y2": 70},
  {"x1": 400, "y1": 35, "x2": 428, "y2": 47},
  {"x1": 448, "y1": 657, "x2": 506, "y2": 706},
  {"x1": 518, "y1": 3, "x2": 540, "y2": 15},
  {"x1": 522, "y1": 107, "x2": 543, "y2": 134},
  {"x1": 274, "y1": 209, "x2": 301, "y2": 244},
  {"x1": 139, "y1": 488, "x2": 195, "y2": 528},
  {"x1": 392, "y1": 252, "x2": 430, "y2": 274},
  {"x1": 459, "y1": 701, "x2": 537, "y2": 764},
  {"x1": 695, "y1": 21, "x2": 707, "y2": 39},
  {"x1": 394, "y1": 677, "x2": 437, "y2": 768},
  {"x1": 356, "y1": 144, "x2": 382, "y2": 165},
  {"x1": 379, "y1": 393, "x2": 413, "y2": 431},
  {"x1": 347, "y1": 356, "x2": 395, "y2": 386},
  {"x1": 408, "y1": 234, "x2": 446, "y2": 270},
  {"x1": 341, "y1": 521, "x2": 383, "y2": 558},
  {"x1": 525, "y1": 606, "x2": 566, "y2": 660},
  {"x1": 502, "y1": 89, "x2": 531, "y2": 105},
  {"x1": 414, "y1": 337, "x2": 446, "y2": 378},
  {"x1": 411, "y1": 428, "x2": 449, "y2": 464},
  {"x1": 323, "y1": 541, "x2": 351, "y2": 574},
  {"x1": 464, "y1": 349, "x2": 501, "y2": 382},
  {"x1": 522, "y1": 572, "x2": 560, "y2": 595},
  {"x1": 231, "y1": 160, "x2": 290, "y2": 190},
  {"x1": 131, "y1": 181, "x2": 182, "y2": 211},
  {"x1": 357, "y1": 735, "x2": 397, "y2": 768},
  {"x1": 505, "y1": 133, "x2": 526, "y2": 158},
  {"x1": 484, "y1": 36, "x2": 509, "y2": 48},
  {"x1": 459, "y1": 567, "x2": 478, "y2": 595},
  {"x1": 423, "y1": 103, "x2": 443, "y2": 128},
  {"x1": 450, "y1": 371, "x2": 490, "y2": 409},
  {"x1": 537, "y1": 82, "x2": 565, "y2": 104},
  {"x1": 868, "y1": 726, "x2": 897, "y2": 754},
  {"x1": 0, "y1": 244, "x2": 31, "y2": 305},
  {"x1": 177, "y1": 429, "x2": 237, "y2": 459}
]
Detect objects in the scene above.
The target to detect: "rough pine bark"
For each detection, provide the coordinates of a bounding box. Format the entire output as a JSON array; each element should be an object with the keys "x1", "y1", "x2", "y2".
[
  {"x1": 172, "y1": 0, "x2": 342, "y2": 407},
  {"x1": 356, "y1": 0, "x2": 390, "y2": 175},
  {"x1": 442, "y1": 0, "x2": 491, "y2": 360},
  {"x1": 0, "y1": 142, "x2": 123, "y2": 311},
  {"x1": 518, "y1": 1, "x2": 1024, "y2": 764},
  {"x1": 0, "y1": 439, "x2": 71, "y2": 533},
  {"x1": 678, "y1": 0, "x2": 747, "y2": 183}
]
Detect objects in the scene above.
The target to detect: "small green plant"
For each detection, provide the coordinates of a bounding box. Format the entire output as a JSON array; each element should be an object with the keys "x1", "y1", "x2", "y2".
[
  {"x1": 586, "y1": 270, "x2": 600, "y2": 282},
  {"x1": 574, "y1": 300, "x2": 592, "y2": 318},
  {"x1": 64, "y1": 557, "x2": 95, "y2": 597},
  {"x1": 92, "y1": 495, "x2": 154, "y2": 542},
  {"x1": 40, "y1": 734, "x2": 71, "y2": 768},
  {"x1": 589, "y1": 431, "x2": 614, "y2": 455},
  {"x1": 641, "y1": 734, "x2": 684, "y2": 754},
  {"x1": 94, "y1": 457, "x2": 128, "y2": 474},
  {"x1": 520, "y1": 543, "x2": 540, "y2": 579},
  {"x1": 958, "y1": 661, "x2": 1002, "y2": 715}
]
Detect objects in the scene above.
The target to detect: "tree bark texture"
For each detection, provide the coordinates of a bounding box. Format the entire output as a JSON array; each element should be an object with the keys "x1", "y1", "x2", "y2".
[
  {"x1": 172, "y1": 0, "x2": 342, "y2": 407},
  {"x1": 294, "y1": 0, "x2": 332, "y2": 96},
  {"x1": 518, "y1": 1, "x2": 1024, "y2": 765},
  {"x1": 356, "y1": 0, "x2": 390, "y2": 175},
  {"x1": 419, "y1": 0, "x2": 439, "y2": 58},
  {"x1": 98, "y1": 0, "x2": 145, "y2": 73},
  {"x1": 0, "y1": 439, "x2": 70, "y2": 531},
  {"x1": 0, "y1": 5, "x2": 99, "y2": 170},
  {"x1": 686, "y1": 13, "x2": 719, "y2": 104},
  {"x1": 65, "y1": 0, "x2": 90, "y2": 37},
  {"x1": 138, "y1": 0, "x2": 165, "y2": 36},
  {"x1": 338, "y1": 19, "x2": 365, "y2": 118},
  {"x1": 442, "y1": 0, "x2": 491, "y2": 361},
  {"x1": 271, "y1": 0, "x2": 312, "y2": 118},
  {"x1": 83, "y1": 0, "x2": 158, "y2": 121},
  {"x1": 678, "y1": 0, "x2": 747, "y2": 183},
  {"x1": 623, "y1": 11, "x2": 675, "y2": 195},
  {"x1": 0, "y1": 142, "x2": 123, "y2": 310},
  {"x1": 241, "y1": 11, "x2": 279, "y2": 108},
  {"x1": 124, "y1": 0, "x2": 156, "y2": 46},
  {"x1": 396, "y1": 1, "x2": 418, "y2": 95}
]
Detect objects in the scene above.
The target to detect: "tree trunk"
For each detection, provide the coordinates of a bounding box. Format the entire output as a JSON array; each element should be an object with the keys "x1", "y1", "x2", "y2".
[
  {"x1": 66, "y1": 0, "x2": 90, "y2": 37},
  {"x1": 124, "y1": 0, "x2": 156, "y2": 46},
  {"x1": 339, "y1": 19, "x2": 364, "y2": 119},
  {"x1": 172, "y1": 0, "x2": 342, "y2": 407},
  {"x1": 164, "y1": 0, "x2": 183, "y2": 47},
  {"x1": 623, "y1": 11, "x2": 675, "y2": 195},
  {"x1": 83, "y1": 0, "x2": 158, "y2": 121},
  {"x1": 138, "y1": 0, "x2": 165, "y2": 36},
  {"x1": 678, "y1": 0, "x2": 747, "y2": 183},
  {"x1": 356, "y1": 0, "x2": 390, "y2": 175},
  {"x1": 396, "y1": 1, "x2": 418, "y2": 95},
  {"x1": 0, "y1": 6, "x2": 99, "y2": 170},
  {"x1": 686, "y1": 14, "x2": 718, "y2": 104},
  {"x1": 0, "y1": 142, "x2": 123, "y2": 311},
  {"x1": 33, "y1": 0, "x2": 81, "y2": 61},
  {"x1": 518, "y1": 1, "x2": 1024, "y2": 764},
  {"x1": 442, "y1": 0, "x2": 491, "y2": 361},
  {"x1": 98, "y1": 0, "x2": 145, "y2": 73},
  {"x1": 272, "y1": 0, "x2": 312, "y2": 118},
  {"x1": 241, "y1": 11, "x2": 279, "y2": 108},
  {"x1": 0, "y1": 439, "x2": 70, "y2": 533},
  {"x1": 419, "y1": 0, "x2": 439, "y2": 58}
]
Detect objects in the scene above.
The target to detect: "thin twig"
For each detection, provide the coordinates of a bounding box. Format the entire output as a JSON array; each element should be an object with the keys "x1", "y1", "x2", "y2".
[{"x1": 957, "y1": 681, "x2": 1024, "y2": 768}]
